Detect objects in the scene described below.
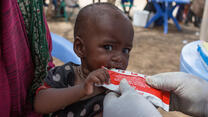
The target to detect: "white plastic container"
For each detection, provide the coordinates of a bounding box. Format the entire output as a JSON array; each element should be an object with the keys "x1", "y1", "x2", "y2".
[{"x1": 133, "y1": 10, "x2": 154, "y2": 27}]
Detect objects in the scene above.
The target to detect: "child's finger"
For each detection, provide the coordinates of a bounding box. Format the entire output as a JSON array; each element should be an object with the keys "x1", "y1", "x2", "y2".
[
  {"x1": 95, "y1": 72, "x2": 106, "y2": 85},
  {"x1": 93, "y1": 68, "x2": 108, "y2": 85},
  {"x1": 90, "y1": 76, "x2": 102, "y2": 86},
  {"x1": 99, "y1": 68, "x2": 110, "y2": 84},
  {"x1": 103, "y1": 69, "x2": 110, "y2": 84}
]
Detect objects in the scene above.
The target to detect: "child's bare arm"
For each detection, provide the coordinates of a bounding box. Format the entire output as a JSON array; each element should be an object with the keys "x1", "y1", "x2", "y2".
[
  {"x1": 34, "y1": 68, "x2": 110, "y2": 114},
  {"x1": 34, "y1": 85, "x2": 86, "y2": 114}
]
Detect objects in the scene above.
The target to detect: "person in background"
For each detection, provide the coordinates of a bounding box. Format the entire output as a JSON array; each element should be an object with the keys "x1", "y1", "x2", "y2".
[
  {"x1": 143, "y1": 0, "x2": 164, "y2": 26},
  {"x1": 121, "y1": 0, "x2": 134, "y2": 20},
  {"x1": 190, "y1": 0, "x2": 205, "y2": 18},
  {"x1": 0, "y1": 0, "x2": 54, "y2": 116},
  {"x1": 34, "y1": 3, "x2": 134, "y2": 117},
  {"x1": 53, "y1": 0, "x2": 58, "y2": 12},
  {"x1": 176, "y1": 4, "x2": 185, "y2": 23},
  {"x1": 43, "y1": 0, "x2": 49, "y2": 6},
  {"x1": 185, "y1": 0, "x2": 205, "y2": 27},
  {"x1": 185, "y1": 9, "x2": 201, "y2": 27}
]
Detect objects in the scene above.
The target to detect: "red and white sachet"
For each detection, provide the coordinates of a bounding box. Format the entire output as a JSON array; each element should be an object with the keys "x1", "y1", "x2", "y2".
[{"x1": 102, "y1": 69, "x2": 170, "y2": 111}]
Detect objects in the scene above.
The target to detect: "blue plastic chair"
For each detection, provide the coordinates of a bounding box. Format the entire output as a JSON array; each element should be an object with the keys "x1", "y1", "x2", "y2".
[
  {"x1": 145, "y1": 0, "x2": 190, "y2": 34},
  {"x1": 51, "y1": 32, "x2": 81, "y2": 64}
]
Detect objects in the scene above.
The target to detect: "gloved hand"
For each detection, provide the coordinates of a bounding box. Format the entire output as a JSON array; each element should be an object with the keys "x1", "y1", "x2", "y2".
[
  {"x1": 146, "y1": 72, "x2": 208, "y2": 117},
  {"x1": 103, "y1": 79, "x2": 162, "y2": 117}
]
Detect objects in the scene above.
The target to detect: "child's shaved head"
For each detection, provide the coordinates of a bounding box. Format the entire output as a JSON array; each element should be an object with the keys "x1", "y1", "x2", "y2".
[
  {"x1": 73, "y1": 3, "x2": 134, "y2": 73},
  {"x1": 74, "y1": 2, "x2": 131, "y2": 39}
]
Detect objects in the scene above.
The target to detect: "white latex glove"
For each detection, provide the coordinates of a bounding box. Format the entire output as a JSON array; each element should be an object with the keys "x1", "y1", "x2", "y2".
[
  {"x1": 103, "y1": 79, "x2": 162, "y2": 117},
  {"x1": 146, "y1": 72, "x2": 208, "y2": 117}
]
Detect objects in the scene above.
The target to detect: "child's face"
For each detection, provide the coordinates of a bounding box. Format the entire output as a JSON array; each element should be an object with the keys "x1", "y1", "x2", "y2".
[{"x1": 82, "y1": 17, "x2": 133, "y2": 72}]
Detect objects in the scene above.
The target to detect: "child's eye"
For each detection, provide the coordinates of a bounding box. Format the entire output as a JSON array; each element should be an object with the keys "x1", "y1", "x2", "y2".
[
  {"x1": 122, "y1": 48, "x2": 130, "y2": 54},
  {"x1": 104, "y1": 45, "x2": 113, "y2": 51}
]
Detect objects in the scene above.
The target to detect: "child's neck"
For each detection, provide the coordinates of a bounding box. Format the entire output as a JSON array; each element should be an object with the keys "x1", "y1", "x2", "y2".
[
  {"x1": 77, "y1": 66, "x2": 88, "y2": 79},
  {"x1": 74, "y1": 66, "x2": 106, "y2": 100}
]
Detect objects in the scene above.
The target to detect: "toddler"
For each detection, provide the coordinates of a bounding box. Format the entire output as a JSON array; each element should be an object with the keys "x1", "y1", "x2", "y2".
[{"x1": 34, "y1": 3, "x2": 134, "y2": 117}]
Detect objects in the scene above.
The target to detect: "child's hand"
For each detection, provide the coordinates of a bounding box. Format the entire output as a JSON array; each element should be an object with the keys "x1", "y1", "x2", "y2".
[{"x1": 82, "y1": 68, "x2": 110, "y2": 96}]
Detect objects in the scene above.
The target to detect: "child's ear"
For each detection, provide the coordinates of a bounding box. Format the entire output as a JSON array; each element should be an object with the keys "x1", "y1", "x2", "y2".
[{"x1": 73, "y1": 36, "x2": 85, "y2": 58}]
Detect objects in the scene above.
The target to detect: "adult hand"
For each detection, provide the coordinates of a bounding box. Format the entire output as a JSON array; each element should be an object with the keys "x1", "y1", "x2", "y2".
[
  {"x1": 103, "y1": 79, "x2": 162, "y2": 117},
  {"x1": 146, "y1": 72, "x2": 208, "y2": 117}
]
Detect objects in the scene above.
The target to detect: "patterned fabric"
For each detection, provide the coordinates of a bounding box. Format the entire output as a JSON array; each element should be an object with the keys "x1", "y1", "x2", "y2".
[
  {"x1": 17, "y1": 0, "x2": 53, "y2": 101},
  {"x1": 0, "y1": 0, "x2": 53, "y2": 116},
  {"x1": 43, "y1": 62, "x2": 105, "y2": 117}
]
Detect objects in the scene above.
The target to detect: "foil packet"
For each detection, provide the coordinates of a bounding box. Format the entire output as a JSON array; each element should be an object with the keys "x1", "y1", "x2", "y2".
[{"x1": 102, "y1": 69, "x2": 170, "y2": 111}]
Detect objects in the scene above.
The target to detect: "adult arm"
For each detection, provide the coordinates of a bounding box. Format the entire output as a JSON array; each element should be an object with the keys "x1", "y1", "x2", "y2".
[{"x1": 146, "y1": 72, "x2": 208, "y2": 117}]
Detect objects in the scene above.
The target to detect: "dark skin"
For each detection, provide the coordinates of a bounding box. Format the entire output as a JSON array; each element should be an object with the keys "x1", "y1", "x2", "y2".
[{"x1": 34, "y1": 5, "x2": 134, "y2": 116}]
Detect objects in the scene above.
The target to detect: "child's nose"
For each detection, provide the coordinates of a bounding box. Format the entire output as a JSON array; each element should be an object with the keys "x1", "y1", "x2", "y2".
[
  {"x1": 110, "y1": 54, "x2": 126, "y2": 69},
  {"x1": 111, "y1": 53, "x2": 122, "y2": 63}
]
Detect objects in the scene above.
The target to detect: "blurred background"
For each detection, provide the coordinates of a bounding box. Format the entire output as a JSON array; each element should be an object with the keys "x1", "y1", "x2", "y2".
[{"x1": 45, "y1": 0, "x2": 199, "y2": 74}]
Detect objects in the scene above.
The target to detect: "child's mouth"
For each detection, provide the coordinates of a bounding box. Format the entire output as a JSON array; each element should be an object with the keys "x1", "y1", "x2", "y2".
[{"x1": 105, "y1": 66, "x2": 124, "y2": 70}]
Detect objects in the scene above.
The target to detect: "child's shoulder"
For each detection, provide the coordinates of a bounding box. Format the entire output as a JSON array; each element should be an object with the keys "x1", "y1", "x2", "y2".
[
  {"x1": 45, "y1": 62, "x2": 80, "y2": 88},
  {"x1": 51, "y1": 62, "x2": 79, "y2": 73}
]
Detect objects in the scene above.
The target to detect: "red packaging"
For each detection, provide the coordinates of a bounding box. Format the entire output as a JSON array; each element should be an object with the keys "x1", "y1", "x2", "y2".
[{"x1": 102, "y1": 69, "x2": 170, "y2": 111}]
